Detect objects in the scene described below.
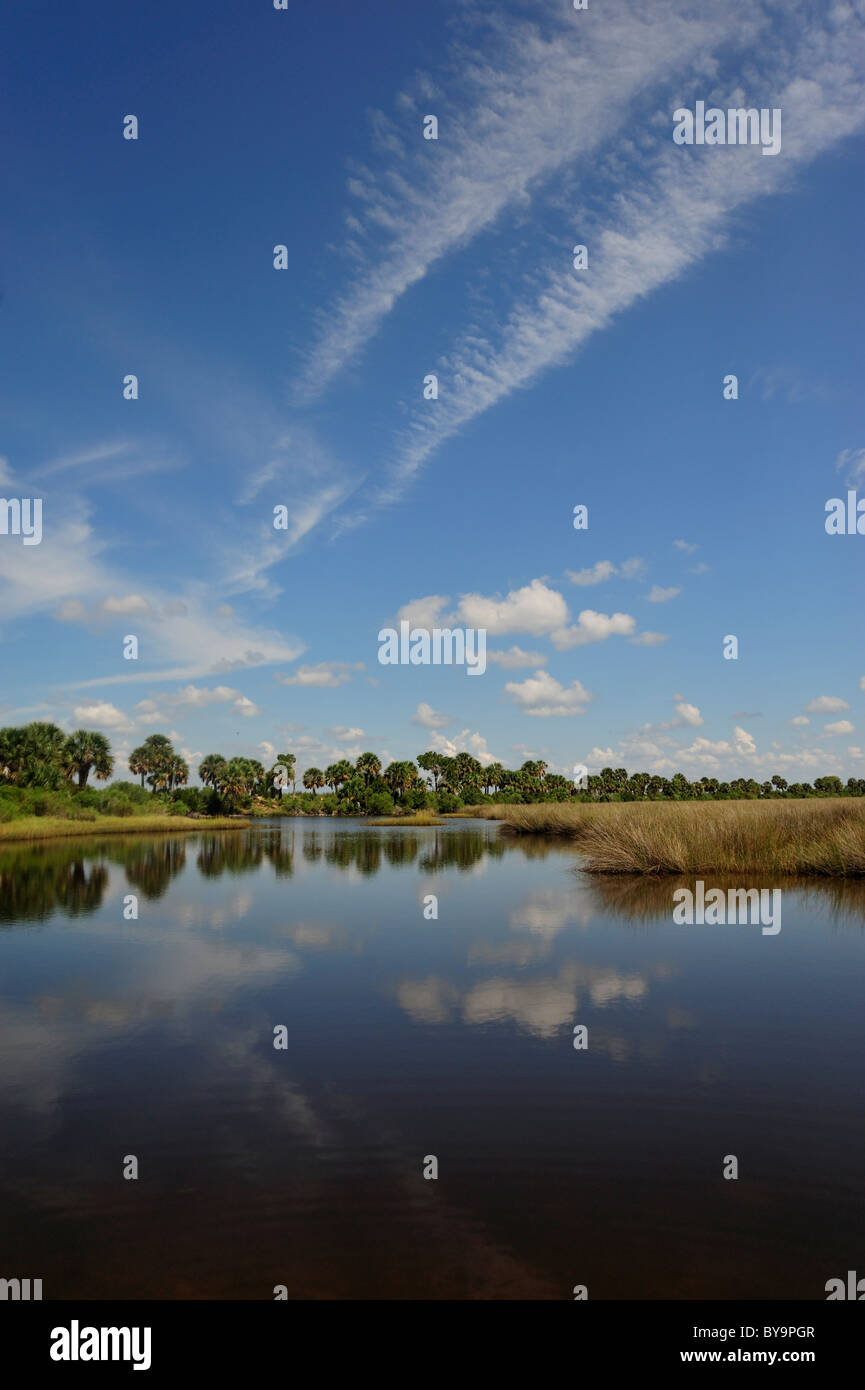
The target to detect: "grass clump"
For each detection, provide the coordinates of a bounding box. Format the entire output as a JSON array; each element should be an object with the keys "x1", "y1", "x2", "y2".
[
  {"x1": 493, "y1": 799, "x2": 865, "y2": 876},
  {"x1": 367, "y1": 811, "x2": 444, "y2": 827}
]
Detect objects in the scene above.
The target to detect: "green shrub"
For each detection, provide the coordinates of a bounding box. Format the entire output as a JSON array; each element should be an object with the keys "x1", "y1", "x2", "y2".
[
  {"x1": 365, "y1": 791, "x2": 395, "y2": 816},
  {"x1": 402, "y1": 787, "x2": 430, "y2": 811}
]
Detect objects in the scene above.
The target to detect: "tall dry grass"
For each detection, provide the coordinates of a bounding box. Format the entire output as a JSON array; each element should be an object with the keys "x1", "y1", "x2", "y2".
[
  {"x1": 491, "y1": 799, "x2": 865, "y2": 876},
  {"x1": 0, "y1": 814, "x2": 248, "y2": 844}
]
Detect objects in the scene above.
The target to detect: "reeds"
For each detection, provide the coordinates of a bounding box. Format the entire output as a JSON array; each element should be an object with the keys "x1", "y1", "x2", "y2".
[
  {"x1": 367, "y1": 811, "x2": 444, "y2": 826},
  {"x1": 490, "y1": 799, "x2": 865, "y2": 876},
  {"x1": 0, "y1": 814, "x2": 248, "y2": 844}
]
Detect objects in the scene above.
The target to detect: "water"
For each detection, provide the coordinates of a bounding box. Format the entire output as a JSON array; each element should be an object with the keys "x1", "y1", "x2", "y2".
[{"x1": 1, "y1": 819, "x2": 863, "y2": 1300}]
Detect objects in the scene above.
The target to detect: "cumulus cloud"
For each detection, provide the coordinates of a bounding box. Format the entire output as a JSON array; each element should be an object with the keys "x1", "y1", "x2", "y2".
[
  {"x1": 567, "y1": 560, "x2": 618, "y2": 586},
  {"x1": 279, "y1": 662, "x2": 364, "y2": 688},
  {"x1": 72, "y1": 700, "x2": 135, "y2": 732},
  {"x1": 551, "y1": 610, "x2": 636, "y2": 649},
  {"x1": 428, "y1": 729, "x2": 497, "y2": 765},
  {"x1": 411, "y1": 702, "x2": 451, "y2": 730},
  {"x1": 486, "y1": 645, "x2": 548, "y2": 669},
  {"x1": 629, "y1": 631, "x2": 669, "y2": 647},
  {"x1": 805, "y1": 695, "x2": 850, "y2": 713},
  {"x1": 674, "y1": 702, "x2": 704, "y2": 728},
  {"x1": 825, "y1": 720, "x2": 855, "y2": 736},
  {"x1": 504, "y1": 670, "x2": 593, "y2": 718},
  {"x1": 456, "y1": 579, "x2": 569, "y2": 637},
  {"x1": 646, "y1": 585, "x2": 681, "y2": 603}
]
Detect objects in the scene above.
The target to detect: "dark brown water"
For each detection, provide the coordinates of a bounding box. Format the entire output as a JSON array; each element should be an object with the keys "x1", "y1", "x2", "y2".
[{"x1": 1, "y1": 819, "x2": 863, "y2": 1300}]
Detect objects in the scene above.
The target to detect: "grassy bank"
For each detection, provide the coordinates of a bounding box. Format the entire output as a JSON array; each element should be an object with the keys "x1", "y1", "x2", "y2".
[
  {"x1": 367, "y1": 811, "x2": 445, "y2": 827},
  {"x1": 476, "y1": 799, "x2": 865, "y2": 876},
  {"x1": 0, "y1": 814, "x2": 248, "y2": 844}
]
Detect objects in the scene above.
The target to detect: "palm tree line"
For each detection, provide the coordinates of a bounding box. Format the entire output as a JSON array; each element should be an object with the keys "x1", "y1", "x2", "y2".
[
  {"x1": 2, "y1": 720, "x2": 863, "y2": 811},
  {"x1": 0, "y1": 722, "x2": 114, "y2": 790}
]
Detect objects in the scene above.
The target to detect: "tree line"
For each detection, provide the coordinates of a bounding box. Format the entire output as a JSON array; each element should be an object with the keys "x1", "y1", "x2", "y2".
[{"x1": 1, "y1": 721, "x2": 863, "y2": 815}]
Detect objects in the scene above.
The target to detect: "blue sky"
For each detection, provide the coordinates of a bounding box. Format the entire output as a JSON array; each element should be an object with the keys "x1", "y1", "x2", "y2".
[{"x1": 1, "y1": 0, "x2": 864, "y2": 784}]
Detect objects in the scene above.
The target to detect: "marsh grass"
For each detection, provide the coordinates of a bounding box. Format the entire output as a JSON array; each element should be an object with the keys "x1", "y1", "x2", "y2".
[
  {"x1": 367, "y1": 811, "x2": 444, "y2": 827},
  {"x1": 0, "y1": 814, "x2": 248, "y2": 844},
  {"x1": 485, "y1": 799, "x2": 865, "y2": 876}
]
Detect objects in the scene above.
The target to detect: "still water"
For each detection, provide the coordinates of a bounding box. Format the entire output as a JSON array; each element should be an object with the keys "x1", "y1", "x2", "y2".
[{"x1": 1, "y1": 819, "x2": 863, "y2": 1300}]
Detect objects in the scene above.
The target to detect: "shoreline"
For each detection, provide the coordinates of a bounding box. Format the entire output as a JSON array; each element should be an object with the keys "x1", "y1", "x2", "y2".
[{"x1": 0, "y1": 815, "x2": 249, "y2": 845}]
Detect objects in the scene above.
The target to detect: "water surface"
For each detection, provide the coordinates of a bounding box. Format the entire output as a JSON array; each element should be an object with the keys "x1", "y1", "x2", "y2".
[{"x1": 1, "y1": 819, "x2": 863, "y2": 1299}]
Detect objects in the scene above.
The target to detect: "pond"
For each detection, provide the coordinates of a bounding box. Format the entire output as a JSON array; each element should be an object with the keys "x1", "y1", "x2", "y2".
[{"x1": 1, "y1": 818, "x2": 863, "y2": 1299}]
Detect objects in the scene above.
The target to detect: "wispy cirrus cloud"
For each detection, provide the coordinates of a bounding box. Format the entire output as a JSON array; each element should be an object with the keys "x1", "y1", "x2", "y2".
[
  {"x1": 293, "y1": 0, "x2": 763, "y2": 405},
  {"x1": 321, "y1": 1, "x2": 864, "y2": 523}
]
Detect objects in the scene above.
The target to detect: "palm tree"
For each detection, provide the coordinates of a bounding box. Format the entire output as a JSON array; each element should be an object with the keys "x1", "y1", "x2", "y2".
[
  {"x1": 335, "y1": 761, "x2": 356, "y2": 795},
  {"x1": 20, "y1": 722, "x2": 68, "y2": 789},
  {"x1": 485, "y1": 762, "x2": 505, "y2": 794},
  {"x1": 63, "y1": 729, "x2": 114, "y2": 790},
  {"x1": 303, "y1": 767, "x2": 325, "y2": 794},
  {"x1": 220, "y1": 757, "x2": 249, "y2": 810},
  {"x1": 168, "y1": 756, "x2": 189, "y2": 792},
  {"x1": 355, "y1": 752, "x2": 381, "y2": 786},
  {"x1": 141, "y1": 734, "x2": 175, "y2": 791},
  {"x1": 128, "y1": 745, "x2": 149, "y2": 788},
  {"x1": 0, "y1": 726, "x2": 26, "y2": 784},
  {"x1": 277, "y1": 752, "x2": 296, "y2": 793},
  {"x1": 199, "y1": 754, "x2": 227, "y2": 793}
]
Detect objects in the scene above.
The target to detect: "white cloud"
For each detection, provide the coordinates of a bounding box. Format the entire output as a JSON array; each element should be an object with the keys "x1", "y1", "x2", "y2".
[
  {"x1": 101, "y1": 594, "x2": 152, "y2": 616},
  {"x1": 486, "y1": 645, "x2": 549, "y2": 669},
  {"x1": 504, "y1": 670, "x2": 593, "y2": 718},
  {"x1": 395, "y1": 594, "x2": 451, "y2": 629},
  {"x1": 328, "y1": 726, "x2": 365, "y2": 740},
  {"x1": 733, "y1": 726, "x2": 757, "y2": 755},
  {"x1": 674, "y1": 702, "x2": 704, "y2": 728},
  {"x1": 836, "y1": 447, "x2": 865, "y2": 486},
  {"x1": 428, "y1": 729, "x2": 497, "y2": 766},
  {"x1": 629, "y1": 632, "x2": 669, "y2": 647},
  {"x1": 456, "y1": 579, "x2": 569, "y2": 637},
  {"x1": 646, "y1": 585, "x2": 681, "y2": 603},
  {"x1": 790, "y1": 716, "x2": 810, "y2": 727},
  {"x1": 364, "y1": 13, "x2": 865, "y2": 512},
  {"x1": 71, "y1": 700, "x2": 135, "y2": 733},
  {"x1": 567, "y1": 560, "x2": 617, "y2": 586},
  {"x1": 673, "y1": 539, "x2": 698, "y2": 554},
  {"x1": 411, "y1": 702, "x2": 451, "y2": 730},
  {"x1": 620, "y1": 557, "x2": 647, "y2": 580},
  {"x1": 280, "y1": 662, "x2": 364, "y2": 688},
  {"x1": 551, "y1": 609, "x2": 636, "y2": 649},
  {"x1": 292, "y1": 0, "x2": 762, "y2": 404},
  {"x1": 805, "y1": 695, "x2": 850, "y2": 713},
  {"x1": 825, "y1": 720, "x2": 855, "y2": 736},
  {"x1": 233, "y1": 696, "x2": 260, "y2": 718}
]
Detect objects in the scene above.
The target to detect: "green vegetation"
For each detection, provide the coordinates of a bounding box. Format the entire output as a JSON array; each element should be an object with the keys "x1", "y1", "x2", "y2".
[
  {"x1": 485, "y1": 799, "x2": 865, "y2": 876},
  {"x1": 2, "y1": 719, "x2": 863, "y2": 830},
  {"x1": 367, "y1": 811, "x2": 445, "y2": 827}
]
